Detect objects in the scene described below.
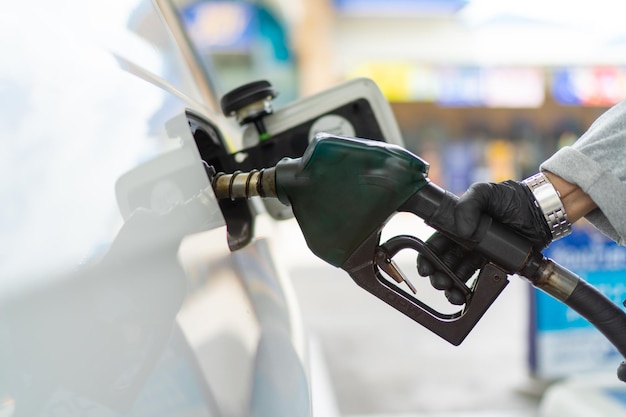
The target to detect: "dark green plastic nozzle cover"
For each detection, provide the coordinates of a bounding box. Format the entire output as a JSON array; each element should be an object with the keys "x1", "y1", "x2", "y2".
[{"x1": 275, "y1": 133, "x2": 430, "y2": 267}]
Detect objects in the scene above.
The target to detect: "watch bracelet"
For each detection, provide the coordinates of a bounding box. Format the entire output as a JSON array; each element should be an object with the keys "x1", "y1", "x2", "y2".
[{"x1": 522, "y1": 172, "x2": 572, "y2": 241}]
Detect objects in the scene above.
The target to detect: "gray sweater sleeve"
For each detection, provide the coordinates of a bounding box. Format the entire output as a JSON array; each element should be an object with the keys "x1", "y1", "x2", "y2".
[{"x1": 540, "y1": 99, "x2": 626, "y2": 246}]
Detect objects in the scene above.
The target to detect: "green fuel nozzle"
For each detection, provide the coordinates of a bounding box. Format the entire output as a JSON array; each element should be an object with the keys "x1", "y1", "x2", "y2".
[
  {"x1": 211, "y1": 133, "x2": 513, "y2": 345},
  {"x1": 213, "y1": 133, "x2": 430, "y2": 267}
]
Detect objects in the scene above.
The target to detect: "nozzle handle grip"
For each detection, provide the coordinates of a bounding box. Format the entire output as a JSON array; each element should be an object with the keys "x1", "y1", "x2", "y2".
[{"x1": 400, "y1": 181, "x2": 541, "y2": 276}]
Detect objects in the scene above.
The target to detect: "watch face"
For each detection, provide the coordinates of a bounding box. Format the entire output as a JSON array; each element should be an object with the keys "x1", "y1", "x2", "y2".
[{"x1": 308, "y1": 114, "x2": 356, "y2": 142}]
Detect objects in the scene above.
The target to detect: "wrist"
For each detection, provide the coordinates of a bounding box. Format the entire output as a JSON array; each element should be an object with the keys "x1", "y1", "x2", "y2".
[
  {"x1": 542, "y1": 171, "x2": 597, "y2": 223},
  {"x1": 522, "y1": 172, "x2": 572, "y2": 241}
]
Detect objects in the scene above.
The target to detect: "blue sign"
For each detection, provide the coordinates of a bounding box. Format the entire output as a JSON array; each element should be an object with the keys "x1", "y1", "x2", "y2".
[
  {"x1": 530, "y1": 225, "x2": 626, "y2": 379},
  {"x1": 181, "y1": 2, "x2": 257, "y2": 52},
  {"x1": 437, "y1": 67, "x2": 484, "y2": 107}
]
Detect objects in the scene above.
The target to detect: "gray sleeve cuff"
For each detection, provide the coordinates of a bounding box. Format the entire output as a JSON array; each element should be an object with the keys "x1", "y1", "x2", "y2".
[{"x1": 541, "y1": 147, "x2": 626, "y2": 246}]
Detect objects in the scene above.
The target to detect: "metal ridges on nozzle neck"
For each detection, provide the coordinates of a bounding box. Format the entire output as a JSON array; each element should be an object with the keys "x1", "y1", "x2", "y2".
[{"x1": 212, "y1": 168, "x2": 277, "y2": 200}]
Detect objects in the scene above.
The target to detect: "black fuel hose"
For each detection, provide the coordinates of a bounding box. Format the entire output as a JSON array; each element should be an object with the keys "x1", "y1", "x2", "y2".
[{"x1": 565, "y1": 277, "x2": 626, "y2": 381}]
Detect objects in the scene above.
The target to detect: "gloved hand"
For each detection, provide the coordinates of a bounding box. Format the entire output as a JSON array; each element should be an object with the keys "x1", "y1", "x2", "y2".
[
  {"x1": 416, "y1": 232, "x2": 487, "y2": 305},
  {"x1": 417, "y1": 180, "x2": 552, "y2": 305}
]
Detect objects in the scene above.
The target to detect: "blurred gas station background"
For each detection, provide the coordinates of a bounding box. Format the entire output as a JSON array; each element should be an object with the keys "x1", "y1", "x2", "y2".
[
  {"x1": 173, "y1": 0, "x2": 626, "y2": 415},
  {"x1": 177, "y1": 0, "x2": 626, "y2": 196}
]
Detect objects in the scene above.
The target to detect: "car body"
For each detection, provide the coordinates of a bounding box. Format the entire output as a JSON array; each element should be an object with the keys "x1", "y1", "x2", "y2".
[{"x1": 0, "y1": 1, "x2": 336, "y2": 416}]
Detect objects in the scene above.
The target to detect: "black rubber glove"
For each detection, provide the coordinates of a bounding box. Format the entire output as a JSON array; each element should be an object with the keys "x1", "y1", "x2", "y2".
[
  {"x1": 454, "y1": 180, "x2": 552, "y2": 249},
  {"x1": 416, "y1": 232, "x2": 487, "y2": 305},
  {"x1": 417, "y1": 180, "x2": 552, "y2": 305}
]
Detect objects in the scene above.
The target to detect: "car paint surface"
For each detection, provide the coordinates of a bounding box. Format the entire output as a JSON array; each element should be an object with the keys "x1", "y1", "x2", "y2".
[{"x1": 0, "y1": 1, "x2": 316, "y2": 416}]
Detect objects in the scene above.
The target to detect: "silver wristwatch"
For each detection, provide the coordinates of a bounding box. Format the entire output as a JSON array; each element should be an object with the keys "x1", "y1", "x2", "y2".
[{"x1": 522, "y1": 172, "x2": 572, "y2": 241}]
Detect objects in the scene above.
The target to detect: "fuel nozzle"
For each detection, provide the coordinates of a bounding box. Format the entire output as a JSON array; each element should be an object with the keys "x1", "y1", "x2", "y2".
[
  {"x1": 211, "y1": 133, "x2": 429, "y2": 267},
  {"x1": 211, "y1": 134, "x2": 626, "y2": 380}
]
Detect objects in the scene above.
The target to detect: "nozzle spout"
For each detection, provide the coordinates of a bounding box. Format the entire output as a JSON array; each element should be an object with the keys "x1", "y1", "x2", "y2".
[{"x1": 212, "y1": 168, "x2": 277, "y2": 200}]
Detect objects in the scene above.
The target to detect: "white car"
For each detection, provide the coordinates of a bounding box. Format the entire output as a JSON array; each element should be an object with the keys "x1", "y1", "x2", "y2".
[{"x1": 0, "y1": 1, "x2": 340, "y2": 416}]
